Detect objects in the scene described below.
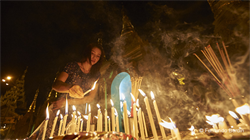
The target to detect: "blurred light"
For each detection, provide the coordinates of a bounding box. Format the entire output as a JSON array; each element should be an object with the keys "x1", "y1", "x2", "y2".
[
  {"x1": 2, "y1": 79, "x2": 6, "y2": 82},
  {"x1": 6, "y1": 83, "x2": 9, "y2": 85},
  {"x1": 7, "y1": 76, "x2": 11, "y2": 80}
]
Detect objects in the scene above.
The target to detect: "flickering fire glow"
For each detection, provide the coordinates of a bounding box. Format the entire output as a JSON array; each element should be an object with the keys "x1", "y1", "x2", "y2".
[
  {"x1": 56, "y1": 110, "x2": 60, "y2": 116},
  {"x1": 150, "y1": 91, "x2": 155, "y2": 100},
  {"x1": 97, "y1": 104, "x2": 100, "y2": 109},
  {"x1": 229, "y1": 111, "x2": 239, "y2": 120},
  {"x1": 91, "y1": 80, "x2": 98, "y2": 90},
  {"x1": 110, "y1": 99, "x2": 114, "y2": 107},
  {"x1": 46, "y1": 105, "x2": 49, "y2": 120},
  {"x1": 188, "y1": 125, "x2": 195, "y2": 135},
  {"x1": 138, "y1": 89, "x2": 146, "y2": 97},
  {"x1": 235, "y1": 103, "x2": 250, "y2": 115}
]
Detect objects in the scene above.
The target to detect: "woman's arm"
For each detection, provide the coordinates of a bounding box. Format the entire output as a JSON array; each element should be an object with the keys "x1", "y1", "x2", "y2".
[
  {"x1": 52, "y1": 72, "x2": 72, "y2": 93},
  {"x1": 68, "y1": 83, "x2": 99, "y2": 105}
]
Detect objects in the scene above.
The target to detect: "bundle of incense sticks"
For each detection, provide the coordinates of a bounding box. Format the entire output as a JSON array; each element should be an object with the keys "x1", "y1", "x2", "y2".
[{"x1": 194, "y1": 41, "x2": 240, "y2": 98}]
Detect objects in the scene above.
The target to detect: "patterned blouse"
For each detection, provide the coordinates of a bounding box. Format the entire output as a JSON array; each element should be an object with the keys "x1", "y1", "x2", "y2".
[
  {"x1": 38, "y1": 61, "x2": 100, "y2": 139},
  {"x1": 63, "y1": 61, "x2": 100, "y2": 99}
]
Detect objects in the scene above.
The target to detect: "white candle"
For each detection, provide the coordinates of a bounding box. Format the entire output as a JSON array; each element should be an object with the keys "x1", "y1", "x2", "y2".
[
  {"x1": 42, "y1": 105, "x2": 49, "y2": 140},
  {"x1": 97, "y1": 104, "x2": 101, "y2": 132},
  {"x1": 86, "y1": 104, "x2": 91, "y2": 131},
  {"x1": 139, "y1": 89, "x2": 158, "y2": 139},
  {"x1": 108, "y1": 116, "x2": 111, "y2": 132},
  {"x1": 100, "y1": 113, "x2": 103, "y2": 131},
  {"x1": 71, "y1": 105, "x2": 76, "y2": 134},
  {"x1": 110, "y1": 99, "x2": 116, "y2": 131},
  {"x1": 115, "y1": 109, "x2": 120, "y2": 132},
  {"x1": 130, "y1": 93, "x2": 138, "y2": 139},
  {"x1": 77, "y1": 111, "x2": 81, "y2": 133},
  {"x1": 49, "y1": 110, "x2": 60, "y2": 138},
  {"x1": 80, "y1": 119, "x2": 83, "y2": 132},
  {"x1": 142, "y1": 110, "x2": 148, "y2": 137},
  {"x1": 151, "y1": 91, "x2": 166, "y2": 139},
  {"x1": 58, "y1": 114, "x2": 63, "y2": 136},
  {"x1": 160, "y1": 119, "x2": 181, "y2": 140},
  {"x1": 138, "y1": 108, "x2": 145, "y2": 139},
  {"x1": 61, "y1": 98, "x2": 68, "y2": 135},
  {"x1": 122, "y1": 94, "x2": 130, "y2": 134},
  {"x1": 105, "y1": 109, "x2": 107, "y2": 132}
]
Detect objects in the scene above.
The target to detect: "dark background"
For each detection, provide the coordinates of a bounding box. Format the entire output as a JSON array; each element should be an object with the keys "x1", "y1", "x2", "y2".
[{"x1": 1, "y1": 1, "x2": 214, "y2": 108}]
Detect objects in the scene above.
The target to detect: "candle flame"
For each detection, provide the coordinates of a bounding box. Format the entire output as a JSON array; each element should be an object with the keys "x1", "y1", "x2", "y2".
[
  {"x1": 60, "y1": 114, "x2": 63, "y2": 119},
  {"x1": 72, "y1": 105, "x2": 76, "y2": 111},
  {"x1": 46, "y1": 105, "x2": 49, "y2": 119},
  {"x1": 81, "y1": 118, "x2": 83, "y2": 122},
  {"x1": 110, "y1": 99, "x2": 114, "y2": 107},
  {"x1": 130, "y1": 93, "x2": 135, "y2": 102},
  {"x1": 89, "y1": 104, "x2": 91, "y2": 112},
  {"x1": 83, "y1": 115, "x2": 88, "y2": 120},
  {"x1": 95, "y1": 116, "x2": 98, "y2": 119},
  {"x1": 160, "y1": 119, "x2": 174, "y2": 129},
  {"x1": 97, "y1": 104, "x2": 100, "y2": 109},
  {"x1": 107, "y1": 116, "x2": 110, "y2": 119},
  {"x1": 150, "y1": 91, "x2": 155, "y2": 100},
  {"x1": 77, "y1": 111, "x2": 81, "y2": 116},
  {"x1": 188, "y1": 125, "x2": 195, "y2": 135},
  {"x1": 56, "y1": 110, "x2": 60, "y2": 116},
  {"x1": 127, "y1": 110, "x2": 131, "y2": 116},
  {"x1": 114, "y1": 108, "x2": 117, "y2": 116},
  {"x1": 138, "y1": 89, "x2": 146, "y2": 97},
  {"x1": 121, "y1": 93, "x2": 125, "y2": 100},
  {"x1": 229, "y1": 111, "x2": 239, "y2": 119},
  {"x1": 136, "y1": 99, "x2": 139, "y2": 107},
  {"x1": 235, "y1": 103, "x2": 250, "y2": 115},
  {"x1": 65, "y1": 97, "x2": 68, "y2": 114},
  {"x1": 206, "y1": 114, "x2": 224, "y2": 124},
  {"x1": 91, "y1": 80, "x2": 98, "y2": 90}
]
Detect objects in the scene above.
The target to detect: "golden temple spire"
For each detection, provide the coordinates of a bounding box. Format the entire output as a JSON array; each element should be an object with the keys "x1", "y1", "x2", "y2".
[
  {"x1": 121, "y1": 7, "x2": 135, "y2": 36},
  {"x1": 28, "y1": 88, "x2": 39, "y2": 112}
]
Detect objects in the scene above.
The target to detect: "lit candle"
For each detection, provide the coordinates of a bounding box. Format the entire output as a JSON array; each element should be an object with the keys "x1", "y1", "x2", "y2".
[
  {"x1": 105, "y1": 109, "x2": 107, "y2": 132},
  {"x1": 227, "y1": 111, "x2": 238, "y2": 129},
  {"x1": 142, "y1": 111, "x2": 148, "y2": 137},
  {"x1": 71, "y1": 105, "x2": 76, "y2": 134},
  {"x1": 130, "y1": 93, "x2": 138, "y2": 139},
  {"x1": 108, "y1": 116, "x2": 111, "y2": 132},
  {"x1": 97, "y1": 104, "x2": 101, "y2": 132},
  {"x1": 188, "y1": 125, "x2": 195, "y2": 136},
  {"x1": 42, "y1": 104, "x2": 49, "y2": 140},
  {"x1": 138, "y1": 89, "x2": 158, "y2": 139},
  {"x1": 76, "y1": 111, "x2": 81, "y2": 133},
  {"x1": 49, "y1": 110, "x2": 60, "y2": 138},
  {"x1": 80, "y1": 119, "x2": 83, "y2": 132},
  {"x1": 86, "y1": 104, "x2": 91, "y2": 131},
  {"x1": 235, "y1": 103, "x2": 250, "y2": 127},
  {"x1": 110, "y1": 99, "x2": 115, "y2": 131},
  {"x1": 61, "y1": 97, "x2": 68, "y2": 135},
  {"x1": 206, "y1": 114, "x2": 223, "y2": 131},
  {"x1": 160, "y1": 118, "x2": 181, "y2": 140},
  {"x1": 122, "y1": 94, "x2": 130, "y2": 134},
  {"x1": 58, "y1": 114, "x2": 63, "y2": 136},
  {"x1": 83, "y1": 80, "x2": 98, "y2": 96},
  {"x1": 114, "y1": 109, "x2": 120, "y2": 132},
  {"x1": 150, "y1": 91, "x2": 166, "y2": 139},
  {"x1": 138, "y1": 108, "x2": 145, "y2": 139}
]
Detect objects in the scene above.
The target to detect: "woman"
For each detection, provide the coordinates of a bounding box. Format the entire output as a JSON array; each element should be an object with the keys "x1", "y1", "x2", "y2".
[
  {"x1": 52, "y1": 43, "x2": 103, "y2": 109},
  {"x1": 37, "y1": 43, "x2": 104, "y2": 139}
]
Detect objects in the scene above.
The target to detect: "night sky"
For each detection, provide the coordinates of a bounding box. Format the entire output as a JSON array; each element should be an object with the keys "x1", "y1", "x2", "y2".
[{"x1": 1, "y1": 1, "x2": 214, "y2": 108}]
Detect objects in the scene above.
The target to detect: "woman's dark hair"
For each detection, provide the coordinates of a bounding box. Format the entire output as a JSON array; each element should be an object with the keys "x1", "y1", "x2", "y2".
[{"x1": 80, "y1": 43, "x2": 104, "y2": 77}]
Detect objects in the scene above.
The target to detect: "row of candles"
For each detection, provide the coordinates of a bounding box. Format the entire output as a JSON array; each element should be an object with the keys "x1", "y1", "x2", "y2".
[
  {"x1": 40, "y1": 89, "x2": 250, "y2": 140},
  {"x1": 40, "y1": 89, "x2": 169, "y2": 140}
]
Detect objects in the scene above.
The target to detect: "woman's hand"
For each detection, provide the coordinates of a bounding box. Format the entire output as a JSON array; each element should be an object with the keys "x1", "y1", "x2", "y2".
[
  {"x1": 68, "y1": 85, "x2": 84, "y2": 98},
  {"x1": 52, "y1": 97, "x2": 66, "y2": 110}
]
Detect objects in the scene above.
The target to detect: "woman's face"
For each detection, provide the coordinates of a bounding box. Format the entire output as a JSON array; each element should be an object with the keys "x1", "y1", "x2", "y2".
[{"x1": 90, "y1": 47, "x2": 101, "y2": 65}]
